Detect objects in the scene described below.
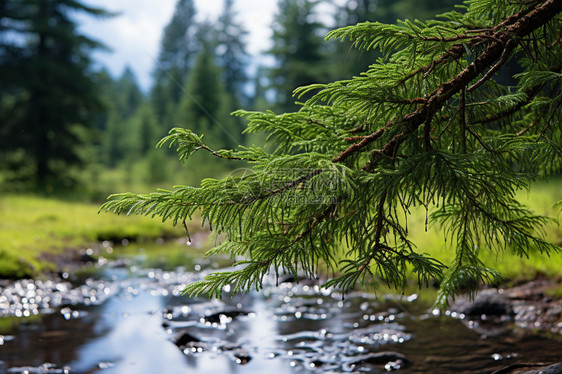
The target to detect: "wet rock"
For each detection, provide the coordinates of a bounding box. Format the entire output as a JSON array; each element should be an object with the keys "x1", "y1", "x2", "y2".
[
  {"x1": 450, "y1": 279, "x2": 562, "y2": 335},
  {"x1": 450, "y1": 289, "x2": 512, "y2": 317},
  {"x1": 506, "y1": 279, "x2": 562, "y2": 335},
  {"x1": 78, "y1": 253, "x2": 97, "y2": 263},
  {"x1": 172, "y1": 330, "x2": 201, "y2": 347},
  {"x1": 233, "y1": 349, "x2": 252, "y2": 365},
  {"x1": 523, "y1": 363, "x2": 562, "y2": 374},
  {"x1": 204, "y1": 310, "x2": 251, "y2": 324},
  {"x1": 278, "y1": 274, "x2": 297, "y2": 284},
  {"x1": 343, "y1": 351, "x2": 410, "y2": 370},
  {"x1": 218, "y1": 342, "x2": 241, "y2": 351},
  {"x1": 309, "y1": 360, "x2": 324, "y2": 368}
]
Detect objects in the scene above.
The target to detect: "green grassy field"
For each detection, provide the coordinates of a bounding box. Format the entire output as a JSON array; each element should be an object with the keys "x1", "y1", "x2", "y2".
[
  {"x1": 409, "y1": 180, "x2": 561, "y2": 282},
  {"x1": 0, "y1": 180, "x2": 560, "y2": 286},
  {"x1": 0, "y1": 195, "x2": 189, "y2": 278}
]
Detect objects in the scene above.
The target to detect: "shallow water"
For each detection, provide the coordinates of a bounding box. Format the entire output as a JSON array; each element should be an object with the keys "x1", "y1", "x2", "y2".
[{"x1": 1, "y1": 248, "x2": 561, "y2": 374}]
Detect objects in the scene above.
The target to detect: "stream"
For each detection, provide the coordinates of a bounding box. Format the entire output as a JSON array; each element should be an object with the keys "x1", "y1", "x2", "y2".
[{"x1": 1, "y1": 241, "x2": 561, "y2": 374}]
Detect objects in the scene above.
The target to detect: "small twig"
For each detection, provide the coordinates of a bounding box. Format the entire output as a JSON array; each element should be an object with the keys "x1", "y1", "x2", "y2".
[
  {"x1": 468, "y1": 38, "x2": 516, "y2": 92},
  {"x1": 460, "y1": 88, "x2": 467, "y2": 153},
  {"x1": 349, "y1": 123, "x2": 368, "y2": 134},
  {"x1": 537, "y1": 99, "x2": 562, "y2": 140},
  {"x1": 196, "y1": 145, "x2": 252, "y2": 161},
  {"x1": 335, "y1": 124, "x2": 392, "y2": 162},
  {"x1": 465, "y1": 126, "x2": 497, "y2": 153},
  {"x1": 306, "y1": 118, "x2": 329, "y2": 129},
  {"x1": 516, "y1": 120, "x2": 536, "y2": 136}
]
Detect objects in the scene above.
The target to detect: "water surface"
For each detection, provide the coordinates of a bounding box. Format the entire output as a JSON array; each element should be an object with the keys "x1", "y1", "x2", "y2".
[{"x1": 1, "y1": 245, "x2": 561, "y2": 373}]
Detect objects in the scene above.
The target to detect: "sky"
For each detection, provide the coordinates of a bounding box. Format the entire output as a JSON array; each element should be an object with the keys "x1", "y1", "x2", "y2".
[{"x1": 79, "y1": 0, "x2": 279, "y2": 91}]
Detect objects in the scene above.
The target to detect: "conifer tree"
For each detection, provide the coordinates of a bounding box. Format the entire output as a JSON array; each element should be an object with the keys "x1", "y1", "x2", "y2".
[
  {"x1": 151, "y1": 0, "x2": 198, "y2": 126},
  {"x1": 216, "y1": 0, "x2": 249, "y2": 104},
  {"x1": 103, "y1": 0, "x2": 562, "y2": 305},
  {"x1": 115, "y1": 67, "x2": 144, "y2": 120},
  {"x1": 333, "y1": 0, "x2": 462, "y2": 77},
  {"x1": 102, "y1": 68, "x2": 144, "y2": 167},
  {"x1": 0, "y1": 0, "x2": 110, "y2": 191},
  {"x1": 155, "y1": 0, "x2": 198, "y2": 79},
  {"x1": 215, "y1": 0, "x2": 249, "y2": 143},
  {"x1": 269, "y1": 0, "x2": 329, "y2": 111},
  {"x1": 176, "y1": 44, "x2": 226, "y2": 149}
]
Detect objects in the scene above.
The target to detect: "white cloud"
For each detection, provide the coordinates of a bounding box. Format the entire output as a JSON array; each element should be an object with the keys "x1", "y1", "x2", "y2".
[
  {"x1": 79, "y1": 0, "x2": 175, "y2": 89},
  {"x1": 79, "y1": 0, "x2": 278, "y2": 91}
]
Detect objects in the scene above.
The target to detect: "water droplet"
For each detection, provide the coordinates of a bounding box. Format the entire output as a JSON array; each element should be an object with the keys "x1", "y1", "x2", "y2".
[{"x1": 491, "y1": 353, "x2": 503, "y2": 361}]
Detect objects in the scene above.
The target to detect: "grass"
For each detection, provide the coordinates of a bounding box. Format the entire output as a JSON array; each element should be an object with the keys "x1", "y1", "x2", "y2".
[
  {"x1": 406, "y1": 179, "x2": 562, "y2": 284},
  {"x1": 0, "y1": 195, "x2": 194, "y2": 278},
  {"x1": 1, "y1": 179, "x2": 559, "y2": 289}
]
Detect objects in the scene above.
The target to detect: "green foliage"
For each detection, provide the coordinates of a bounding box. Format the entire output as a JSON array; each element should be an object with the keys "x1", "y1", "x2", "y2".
[
  {"x1": 268, "y1": 0, "x2": 331, "y2": 111},
  {"x1": 332, "y1": 0, "x2": 463, "y2": 77},
  {"x1": 155, "y1": 0, "x2": 198, "y2": 82},
  {"x1": 176, "y1": 39, "x2": 242, "y2": 149},
  {"x1": 103, "y1": 0, "x2": 562, "y2": 306},
  {"x1": 0, "y1": 0, "x2": 111, "y2": 192},
  {"x1": 216, "y1": 0, "x2": 249, "y2": 104},
  {"x1": 0, "y1": 195, "x2": 186, "y2": 278}
]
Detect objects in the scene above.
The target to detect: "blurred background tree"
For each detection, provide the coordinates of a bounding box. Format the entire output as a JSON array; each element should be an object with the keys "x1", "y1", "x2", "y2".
[
  {"x1": 1, "y1": 0, "x2": 473, "y2": 197},
  {"x1": 0, "y1": 0, "x2": 111, "y2": 192},
  {"x1": 268, "y1": 0, "x2": 329, "y2": 112}
]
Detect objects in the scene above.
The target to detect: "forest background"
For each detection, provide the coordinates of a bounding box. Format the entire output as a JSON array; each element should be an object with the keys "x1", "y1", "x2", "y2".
[
  {"x1": 1, "y1": 0, "x2": 560, "y2": 283},
  {"x1": 1, "y1": 0, "x2": 464, "y2": 199}
]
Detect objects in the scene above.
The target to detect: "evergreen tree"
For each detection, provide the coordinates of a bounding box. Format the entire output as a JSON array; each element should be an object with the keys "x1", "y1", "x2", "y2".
[
  {"x1": 101, "y1": 67, "x2": 145, "y2": 167},
  {"x1": 333, "y1": 0, "x2": 463, "y2": 77},
  {"x1": 269, "y1": 0, "x2": 329, "y2": 111},
  {"x1": 151, "y1": 0, "x2": 198, "y2": 127},
  {"x1": 211, "y1": 0, "x2": 250, "y2": 144},
  {"x1": 103, "y1": 0, "x2": 562, "y2": 305},
  {"x1": 115, "y1": 67, "x2": 143, "y2": 120},
  {"x1": 155, "y1": 0, "x2": 198, "y2": 79},
  {"x1": 216, "y1": 0, "x2": 249, "y2": 105},
  {"x1": 0, "y1": 0, "x2": 110, "y2": 191},
  {"x1": 177, "y1": 24, "x2": 233, "y2": 149},
  {"x1": 134, "y1": 105, "x2": 158, "y2": 157}
]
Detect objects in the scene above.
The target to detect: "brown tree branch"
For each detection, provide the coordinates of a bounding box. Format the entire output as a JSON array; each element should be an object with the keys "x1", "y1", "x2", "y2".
[{"x1": 333, "y1": 0, "x2": 562, "y2": 165}]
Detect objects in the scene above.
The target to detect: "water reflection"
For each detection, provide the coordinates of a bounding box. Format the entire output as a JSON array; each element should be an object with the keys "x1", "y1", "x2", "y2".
[{"x1": 1, "y1": 253, "x2": 561, "y2": 373}]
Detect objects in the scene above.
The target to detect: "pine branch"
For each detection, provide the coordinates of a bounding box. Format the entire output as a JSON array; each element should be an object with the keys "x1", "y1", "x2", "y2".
[
  {"x1": 103, "y1": 0, "x2": 562, "y2": 305},
  {"x1": 332, "y1": 0, "x2": 562, "y2": 167}
]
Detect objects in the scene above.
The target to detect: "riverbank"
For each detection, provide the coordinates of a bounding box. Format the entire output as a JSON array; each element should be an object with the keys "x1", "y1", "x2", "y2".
[
  {"x1": 0, "y1": 195, "x2": 193, "y2": 278},
  {"x1": 0, "y1": 249, "x2": 560, "y2": 374},
  {"x1": 2, "y1": 180, "x2": 560, "y2": 286}
]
